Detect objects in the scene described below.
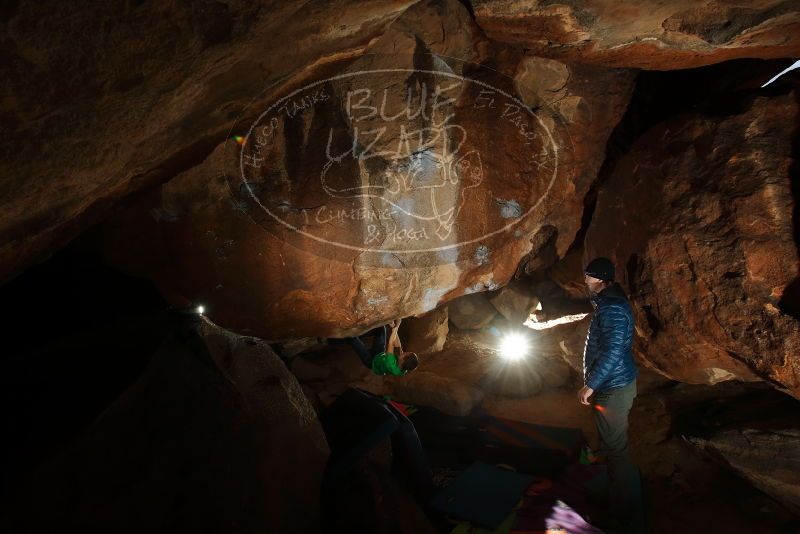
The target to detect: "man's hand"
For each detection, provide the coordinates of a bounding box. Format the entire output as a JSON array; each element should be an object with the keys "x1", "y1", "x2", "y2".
[
  {"x1": 579, "y1": 385, "x2": 594, "y2": 405},
  {"x1": 386, "y1": 319, "x2": 402, "y2": 354}
]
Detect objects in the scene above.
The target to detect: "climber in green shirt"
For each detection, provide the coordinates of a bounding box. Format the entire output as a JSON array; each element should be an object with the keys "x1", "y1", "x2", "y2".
[{"x1": 344, "y1": 319, "x2": 419, "y2": 376}]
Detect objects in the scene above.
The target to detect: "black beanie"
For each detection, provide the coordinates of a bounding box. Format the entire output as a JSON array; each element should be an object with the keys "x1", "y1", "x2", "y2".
[{"x1": 585, "y1": 257, "x2": 615, "y2": 281}]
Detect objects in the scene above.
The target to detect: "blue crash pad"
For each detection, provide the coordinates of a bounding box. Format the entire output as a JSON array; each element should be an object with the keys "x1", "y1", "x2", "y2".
[{"x1": 431, "y1": 461, "x2": 533, "y2": 529}]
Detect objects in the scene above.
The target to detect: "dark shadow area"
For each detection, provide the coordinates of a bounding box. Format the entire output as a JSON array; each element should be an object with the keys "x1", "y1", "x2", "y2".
[
  {"x1": 319, "y1": 387, "x2": 615, "y2": 533},
  {"x1": 1, "y1": 308, "x2": 330, "y2": 534},
  {"x1": 0, "y1": 241, "x2": 167, "y2": 493},
  {"x1": 667, "y1": 381, "x2": 800, "y2": 437},
  {"x1": 666, "y1": 381, "x2": 800, "y2": 530},
  {"x1": 778, "y1": 88, "x2": 800, "y2": 319}
]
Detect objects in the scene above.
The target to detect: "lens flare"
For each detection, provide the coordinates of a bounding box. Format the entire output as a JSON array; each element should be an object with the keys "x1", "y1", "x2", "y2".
[
  {"x1": 761, "y1": 59, "x2": 800, "y2": 88},
  {"x1": 233, "y1": 135, "x2": 245, "y2": 145},
  {"x1": 499, "y1": 332, "x2": 530, "y2": 361}
]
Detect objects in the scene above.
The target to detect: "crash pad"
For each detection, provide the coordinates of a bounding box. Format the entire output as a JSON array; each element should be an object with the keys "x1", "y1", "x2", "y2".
[{"x1": 431, "y1": 462, "x2": 533, "y2": 529}]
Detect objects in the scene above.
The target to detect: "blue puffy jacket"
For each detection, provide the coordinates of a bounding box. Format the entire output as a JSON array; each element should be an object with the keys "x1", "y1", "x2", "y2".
[{"x1": 583, "y1": 282, "x2": 638, "y2": 392}]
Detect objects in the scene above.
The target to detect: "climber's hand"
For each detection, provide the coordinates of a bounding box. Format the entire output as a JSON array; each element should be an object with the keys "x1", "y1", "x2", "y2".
[{"x1": 579, "y1": 386, "x2": 594, "y2": 405}]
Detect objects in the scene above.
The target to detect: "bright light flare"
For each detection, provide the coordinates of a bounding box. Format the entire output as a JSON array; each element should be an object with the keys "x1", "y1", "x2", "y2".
[
  {"x1": 761, "y1": 60, "x2": 800, "y2": 88},
  {"x1": 499, "y1": 332, "x2": 530, "y2": 361},
  {"x1": 196, "y1": 305, "x2": 205, "y2": 315}
]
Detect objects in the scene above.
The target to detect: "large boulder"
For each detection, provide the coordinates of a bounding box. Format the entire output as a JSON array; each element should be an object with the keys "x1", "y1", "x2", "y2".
[
  {"x1": 2, "y1": 3, "x2": 799, "y2": 298},
  {"x1": 398, "y1": 307, "x2": 450, "y2": 355},
  {"x1": 6, "y1": 0, "x2": 635, "y2": 340},
  {"x1": 488, "y1": 278, "x2": 539, "y2": 323},
  {"x1": 686, "y1": 428, "x2": 800, "y2": 515},
  {"x1": 448, "y1": 292, "x2": 499, "y2": 330},
  {"x1": 391, "y1": 371, "x2": 485, "y2": 416},
  {"x1": 585, "y1": 92, "x2": 800, "y2": 398},
  {"x1": 532, "y1": 352, "x2": 574, "y2": 388},
  {"x1": 680, "y1": 385, "x2": 800, "y2": 516},
  {"x1": 7, "y1": 316, "x2": 329, "y2": 533},
  {"x1": 290, "y1": 355, "x2": 333, "y2": 382},
  {"x1": 473, "y1": 0, "x2": 800, "y2": 69},
  {"x1": 0, "y1": 0, "x2": 418, "y2": 286}
]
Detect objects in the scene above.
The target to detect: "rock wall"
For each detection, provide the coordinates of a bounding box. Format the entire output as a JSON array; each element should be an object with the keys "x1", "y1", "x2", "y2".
[
  {"x1": 0, "y1": 0, "x2": 417, "y2": 285},
  {"x1": 585, "y1": 92, "x2": 800, "y2": 398},
  {"x1": 0, "y1": 1, "x2": 798, "y2": 396},
  {"x1": 90, "y1": 0, "x2": 634, "y2": 339},
  {"x1": 473, "y1": 0, "x2": 800, "y2": 69}
]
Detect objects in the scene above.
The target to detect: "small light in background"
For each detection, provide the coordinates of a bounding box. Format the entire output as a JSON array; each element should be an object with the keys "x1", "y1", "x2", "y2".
[
  {"x1": 196, "y1": 305, "x2": 205, "y2": 315},
  {"x1": 499, "y1": 332, "x2": 530, "y2": 362}
]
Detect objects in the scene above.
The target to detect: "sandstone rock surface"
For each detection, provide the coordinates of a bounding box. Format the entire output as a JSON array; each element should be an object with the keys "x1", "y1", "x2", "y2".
[
  {"x1": 448, "y1": 292, "x2": 499, "y2": 330},
  {"x1": 488, "y1": 278, "x2": 539, "y2": 323},
  {"x1": 586, "y1": 92, "x2": 800, "y2": 398},
  {"x1": 687, "y1": 428, "x2": 800, "y2": 515},
  {"x1": 0, "y1": 0, "x2": 418, "y2": 285},
  {"x1": 391, "y1": 370, "x2": 485, "y2": 416},
  {"x1": 398, "y1": 307, "x2": 450, "y2": 355},
  {"x1": 680, "y1": 386, "x2": 800, "y2": 516},
  {"x1": 3, "y1": 0, "x2": 797, "y2": 402},
  {"x1": 473, "y1": 0, "x2": 800, "y2": 69},
  {"x1": 91, "y1": 0, "x2": 634, "y2": 339}
]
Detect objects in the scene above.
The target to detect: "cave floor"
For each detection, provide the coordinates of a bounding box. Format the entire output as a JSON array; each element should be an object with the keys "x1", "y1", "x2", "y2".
[
  {"x1": 301, "y1": 343, "x2": 794, "y2": 533},
  {"x1": 482, "y1": 388, "x2": 789, "y2": 534}
]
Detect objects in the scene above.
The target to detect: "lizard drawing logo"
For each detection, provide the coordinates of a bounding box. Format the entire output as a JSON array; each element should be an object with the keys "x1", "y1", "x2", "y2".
[{"x1": 320, "y1": 122, "x2": 482, "y2": 240}]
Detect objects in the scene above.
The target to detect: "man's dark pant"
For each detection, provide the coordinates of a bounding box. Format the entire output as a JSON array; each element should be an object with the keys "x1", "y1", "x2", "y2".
[
  {"x1": 344, "y1": 326, "x2": 387, "y2": 369},
  {"x1": 593, "y1": 380, "x2": 643, "y2": 532},
  {"x1": 321, "y1": 389, "x2": 433, "y2": 502}
]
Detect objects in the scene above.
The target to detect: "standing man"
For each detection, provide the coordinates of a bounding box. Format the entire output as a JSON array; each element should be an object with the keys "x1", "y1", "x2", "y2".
[{"x1": 579, "y1": 257, "x2": 642, "y2": 533}]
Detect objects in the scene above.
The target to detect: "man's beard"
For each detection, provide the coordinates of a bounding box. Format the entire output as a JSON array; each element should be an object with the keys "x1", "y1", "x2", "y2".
[{"x1": 587, "y1": 284, "x2": 606, "y2": 297}]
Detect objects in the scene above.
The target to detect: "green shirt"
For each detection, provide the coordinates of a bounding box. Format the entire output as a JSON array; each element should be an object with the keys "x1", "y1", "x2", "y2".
[{"x1": 371, "y1": 351, "x2": 407, "y2": 376}]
